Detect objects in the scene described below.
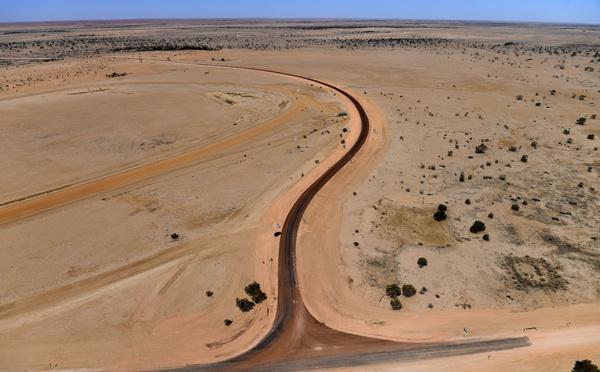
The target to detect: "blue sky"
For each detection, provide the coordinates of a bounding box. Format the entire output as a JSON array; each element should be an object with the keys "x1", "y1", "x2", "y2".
[{"x1": 1, "y1": 0, "x2": 598, "y2": 24}]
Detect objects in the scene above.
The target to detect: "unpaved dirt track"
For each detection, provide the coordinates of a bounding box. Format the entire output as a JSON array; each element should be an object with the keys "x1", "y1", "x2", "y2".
[
  {"x1": 0, "y1": 83, "x2": 298, "y2": 225},
  {"x1": 153, "y1": 64, "x2": 531, "y2": 371},
  {"x1": 0, "y1": 61, "x2": 531, "y2": 370}
]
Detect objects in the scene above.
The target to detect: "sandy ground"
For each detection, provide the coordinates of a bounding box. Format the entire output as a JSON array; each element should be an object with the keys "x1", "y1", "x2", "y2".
[
  {"x1": 0, "y1": 55, "x2": 354, "y2": 370},
  {"x1": 0, "y1": 21, "x2": 599, "y2": 371}
]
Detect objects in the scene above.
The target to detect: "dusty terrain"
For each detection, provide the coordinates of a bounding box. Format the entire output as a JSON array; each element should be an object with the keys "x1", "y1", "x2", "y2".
[{"x1": 0, "y1": 20, "x2": 599, "y2": 371}]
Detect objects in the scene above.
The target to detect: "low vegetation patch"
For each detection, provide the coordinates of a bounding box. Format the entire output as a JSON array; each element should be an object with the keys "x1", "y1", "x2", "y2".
[
  {"x1": 244, "y1": 281, "x2": 267, "y2": 303},
  {"x1": 433, "y1": 204, "x2": 447, "y2": 221},
  {"x1": 402, "y1": 284, "x2": 417, "y2": 297},
  {"x1": 470, "y1": 220, "x2": 486, "y2": 233},
  {"x1": 106, "y1": 72, "x2": 128, "y2": 78},
  {"x1": 502, "y1": 254, "x2": 567, "y2": 292},
  {"x1": 386, "y1": 283, "x2": 402, "y2": 298},
  {"x1": 383, "y1": 204, "x2": 449, "y2": 247},
  {"x1": 390, "y1": 298, "x2": 402, "y2": 310},
  {"x1": 236, "y1": 298, "x2": 255, "y2": 312},
  {"x1": 572, "y1": 359, "x2": 599, "y2": 372}
]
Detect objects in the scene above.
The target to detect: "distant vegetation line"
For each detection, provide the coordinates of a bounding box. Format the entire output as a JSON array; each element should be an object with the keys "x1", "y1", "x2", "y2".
[{"x1": 0, "y1": 21, "x2": 598, "y2": 62}]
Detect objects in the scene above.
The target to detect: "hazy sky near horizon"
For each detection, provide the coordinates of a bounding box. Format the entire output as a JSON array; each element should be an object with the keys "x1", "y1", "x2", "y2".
[{"x1": 1, "y1": 0, "x2": 598, "y2": 24}]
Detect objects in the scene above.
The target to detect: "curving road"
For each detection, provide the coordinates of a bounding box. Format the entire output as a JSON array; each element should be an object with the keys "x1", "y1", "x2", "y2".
[
  {"x1": 0, "y1": 61, "x2": 530, "y2": 370},
  {"x1": 157, "y1": 63, "x2": 531, "y2": 371}
]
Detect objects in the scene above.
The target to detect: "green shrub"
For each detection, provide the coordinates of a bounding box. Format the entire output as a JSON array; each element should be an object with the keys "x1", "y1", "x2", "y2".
[
  {"x1": 588, "y1": 134, "x2": 595, "y2": 140},
  {"x1": 417, "y1": 257, "x2": 428, "y2": 267},
  {"x1": 483, "y1": 234, "x2": 490, "y2": 241},
  {"x1": 170, "y1": 233, "x2": 179, "y2": 240},
  {"x1": 437, "y1": 204, "x2": 447, "y2": 212},
  {"x1": 224, "y1": 319, "x2": 233, "y2": 326},
  {"x1": 236, "y1": 298, "x2": 255, "y2": 312},
  {"x1": 459, "y1": 172, "x2": 465, "y2": 182},
  {"x1": 470, "y1": 221, "x2": 486, "y2": 233},
  {"x1": 465, "y1": 199, "x2": 471, "y2": 205},
  {"x1": 386, "y1": 284, "x2": 402, "y2": 298},
  {"x1": 576, "y1": 117, "x2": 587, "y2": 125},
  {"x1": 206, "y1": 291, "x2": 214, "y2": 297},
  {"x1": 488, "y1": 213, "x2": 494, "y2": 219},
  {"x1": 402, "y1": 284, "x2": 417, "y2": 297},
  {"x1": 244, "y1": 281, "x2": 267, "y2": 304},
  {"x1": 511, "y1": 204, "x2": 520, "y2": 211},
  {"x1": 475, "y1": 144, "x2": 487, "y2": 154},
  {"x1": 521, "y1": 154, "x2": 528, "y2": 162},
  {"x1": 390, "y1": 298, "x2": 402, "y2": 310},
  {"x1": 433, "y1": 210, "x2": 447, "y2": 221},
  {"x1": 572, "y1": 359, "x2": 599, "y2": 372}
]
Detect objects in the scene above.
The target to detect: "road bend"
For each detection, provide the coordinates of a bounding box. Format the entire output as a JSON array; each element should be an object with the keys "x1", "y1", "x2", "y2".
[
  {"x1": 158, "y1": 64, "x2": 531, "y2": 371},
  {"x1": 0, "y1": 59, "x2": 530, "y2": 370}
]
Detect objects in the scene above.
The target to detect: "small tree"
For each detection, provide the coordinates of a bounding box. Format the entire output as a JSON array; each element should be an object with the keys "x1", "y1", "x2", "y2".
[
  {"x1": 572, "y1": 360, "x2": 600, "y2": 372},
  {"x1": 470, "y1": 221, "x2": 486, "y2": 233},
  {"x1": 521, "y1": 154, "x2": 528, "y2": 162},
  {"x1": 402, "y1": 284, "x2": 417, "y2": 297},
  {"x1": 206, "y1": 291, "x2": 214, "y2": 297},
  {"x1": 438, "y1": 204, "x2": 447, "y2": 212},
  {"x1": 576, "y1": 117, "x2": 587, "y2": 125},
  {"x1": 483, "y1": 234, "x2": 490, "y2": 241},
  {"x1": 236, "y1": 298, "x2": 255, "y2": 312},
  {"x1": 390, "y1": 298, "x2": 402, "y2": 310},
  {"x1": 511, "y1": 204, "x2": 520, "y2": 211},
  {"x1": 418, "y1": 257, "x2": 428, "y2": 267},
  {"x1": 386, "y1": 284, "x2": 402, "y2": 298},
  {"x1": 488, "y1": 213, "x2": 494, "y2": 219},
  {"x1": 170, "y1": 233, "x2": 179, "y2": 240}
]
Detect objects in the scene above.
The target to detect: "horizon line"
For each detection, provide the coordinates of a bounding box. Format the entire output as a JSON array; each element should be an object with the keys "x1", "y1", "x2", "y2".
[{"x1": 1, "y1": 17, "x2": 599, "y2": 27}]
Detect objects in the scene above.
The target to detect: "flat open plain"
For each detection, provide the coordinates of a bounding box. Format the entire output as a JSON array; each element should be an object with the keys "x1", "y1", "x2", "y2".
[{"x1": 0, "y1": 20, "x2": 599, "y2": 371}]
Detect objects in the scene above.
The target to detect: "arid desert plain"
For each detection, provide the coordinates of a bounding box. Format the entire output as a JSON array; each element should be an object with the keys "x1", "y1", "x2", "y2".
[{"x1": 0, "y1": 19, "x2": 599, "y2": 371}]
